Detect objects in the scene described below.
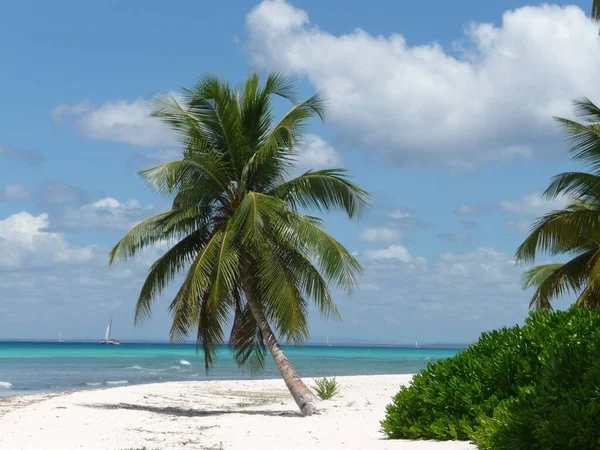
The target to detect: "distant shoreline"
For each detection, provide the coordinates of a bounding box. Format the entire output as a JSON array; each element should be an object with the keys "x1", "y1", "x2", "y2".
[{"x1": 0, "y1": 340, "x2": 469, "y2": 349}]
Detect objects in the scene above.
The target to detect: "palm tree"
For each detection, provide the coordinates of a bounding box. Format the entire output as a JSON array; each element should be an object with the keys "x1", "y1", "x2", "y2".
[
  {"x1": 109, "y1": 72, "x2": 369, "y2": 415},
  {"x1": 516, "y1": 98, "x2": 600, "y2": 311},
  {"x1": 593, "y1": 0, "x2": 600, "y2": 22}
]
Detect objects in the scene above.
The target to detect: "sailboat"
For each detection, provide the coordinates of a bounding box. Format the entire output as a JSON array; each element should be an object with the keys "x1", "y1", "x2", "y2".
[
  {"x1": 415, "y1": 340, "x2": 420, "y2": 349},
  {"x1": 326, "y1": 336, "x2": 331, "y2": 347},
  {"x1": 100, "y1": 318, "x2": 120, "y2": 345},
  {"x1": 57, "y1": 330, "x2": 64, "y2": 343}
]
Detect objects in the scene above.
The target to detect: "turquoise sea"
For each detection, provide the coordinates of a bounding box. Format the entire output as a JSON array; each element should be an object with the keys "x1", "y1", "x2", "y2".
[{"x1": 0, "y1": 342, "x2": 461, "y2": 396}]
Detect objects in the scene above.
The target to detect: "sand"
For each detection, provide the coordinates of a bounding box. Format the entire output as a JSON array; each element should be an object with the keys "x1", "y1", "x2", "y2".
[{"x1": 0, "y1": 374, "x2": 476, "y2": 450}]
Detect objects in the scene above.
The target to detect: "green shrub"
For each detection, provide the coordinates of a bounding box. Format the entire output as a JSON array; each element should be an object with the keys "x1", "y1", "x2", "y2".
[
  {"x1": 473, "y1": 309, "x2": 600, "y2": 449},
  {"x1": 381, "y1": 308, "x2": 600, "y2": 446},
  {"x1": 312, "y1": 377, "x2": 340, "y2": 400}
]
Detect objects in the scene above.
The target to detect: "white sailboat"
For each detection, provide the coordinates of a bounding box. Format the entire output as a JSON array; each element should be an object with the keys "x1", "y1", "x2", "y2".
[
  {"x1": 57, "y1": 330, "x2": 64, "y2": 343},
  {"x1": 100, "y1": 318, "x2": 120, "y2": 345},
  {"x1": 326, "y1": 336, "x2": 331, "y2": 347},
  {"x1": 415, "y1": 340, "x2": 420, "y2": 349}
]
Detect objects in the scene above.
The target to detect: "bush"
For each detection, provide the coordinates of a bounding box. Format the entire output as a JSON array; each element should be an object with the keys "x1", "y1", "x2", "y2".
[
  {"x1": 473, "y1": 309, "x2": 600, "y2": 449},
  {"x1": 381, "y1": 308, "x2": 600, "y2": 447},
  {"x1": 312, "y1": 377, "x2": 340, "y2": 400}
]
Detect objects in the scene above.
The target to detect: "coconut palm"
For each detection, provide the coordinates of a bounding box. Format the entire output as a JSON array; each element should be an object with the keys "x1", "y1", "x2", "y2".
[
  {"x1": 109, "y1": 72, "x2": 369, "y2": 415},
  {"x1": 516, "y1": 98, "x2": 600, "y2": 310}
]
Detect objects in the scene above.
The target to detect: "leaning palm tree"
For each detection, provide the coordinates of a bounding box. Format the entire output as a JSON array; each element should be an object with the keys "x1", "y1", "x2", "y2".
[
  {"x1": 516, "y1": 98, "x2": 600, "y2": 311},
  {"x1": 109, "y1": 72, "x2": 369, "y2": 415}
]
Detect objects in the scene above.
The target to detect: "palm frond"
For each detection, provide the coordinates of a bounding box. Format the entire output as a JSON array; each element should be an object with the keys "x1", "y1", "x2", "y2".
[
  {"x1": 241, "y1": 93, "x2": 326, "y2": 190},
  {"x1": 135, "y1": 229, "x2": 207, "y2": 324},
  {"x1": 544, "y1": 171, "x2": 600, "y2": 200},
  {"x1": 109, "y1": 207, "x2": 205, "y2": 264},
  {"x1": 271, "y1": 169, "x2": 370, "y2": 219},
  {"x1": 229, "y1": 289, "x2": 267, "y2": 374},
  {"x1": 515, "y1": 206, "x2": 600, "y2": 264},
  {"x1": 277, "y1": 212, "x2": 362, "y2": 292},
  {"x1": 554, "y1": 116, "x2": 600, "y2": 172},
  {"x1": 594, "y1": 0, "x2": 600, "y2": 21},
  {"x1": 522, "y1": 250, "x2": 595, "y2": 310}
]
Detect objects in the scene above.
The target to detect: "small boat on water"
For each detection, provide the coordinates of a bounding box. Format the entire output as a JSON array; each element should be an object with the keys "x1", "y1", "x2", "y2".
[
  {"x1": 415, "y1": 340, "x2": 420, "y2": 349},
  {"x1": 57, "y1": 330, "x2": 64, "y2": 343},
  {"x1": 100, "y1": 318, "x2": 120, "y2": 345},
  {"x1": 326, "y1": 336, "x2": 331, "y2": 347}
]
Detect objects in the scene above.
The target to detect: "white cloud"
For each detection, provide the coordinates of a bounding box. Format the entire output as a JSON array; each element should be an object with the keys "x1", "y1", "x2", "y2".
[
  {"x1": 358, "y1": 227, "x2": 401, "y2": 243},
  {"x1": 51, "y1": 101, "x2": 92, "y2": 121},
  {"x1": 246, "y1": 1, "x2": 600, "y2": 170},
  {"x1": 455, "y1": 204, "x2": 483, "y2": 216},
  {"x1": 0, "y1": 212, "x2": 97, "y2": 269},
  {"x1": 500, "y1": 190, "x2": 568, "y2": 216},
  {"x1": 294, "y1": 134, "x2": 342, "y2": 170},
  {"x1": 52, "y1": 98, "x2": 177, "y2": 148},
  {"x1": 0, "y1": 210, "x2": 179, "y2": 340},
  {"x1": 364, "y1": 244, "x2": 417, "y2": 262},
  {"x1": 315, "y1": 245, "x2": 535, "y2": 344},
  {"x1": 389, "y1": 210, "x2": 412, "y2": 220},
  {"x1": 0, "y1": 184, "x2": 32, "y2": 201},
  {"x1": 63, "y1": 197, "x2": 156, "y2": 230}
]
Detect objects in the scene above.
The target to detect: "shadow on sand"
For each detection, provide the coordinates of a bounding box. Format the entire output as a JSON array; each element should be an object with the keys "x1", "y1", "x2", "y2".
[{"x1": 84, "y1": 402, "x2": 301, "y2": 418}]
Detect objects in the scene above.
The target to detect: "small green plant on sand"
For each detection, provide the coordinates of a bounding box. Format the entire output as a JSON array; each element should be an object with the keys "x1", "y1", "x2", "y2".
[{"x1": 312, "y1": 377, "x2": 340, "y2": 400}]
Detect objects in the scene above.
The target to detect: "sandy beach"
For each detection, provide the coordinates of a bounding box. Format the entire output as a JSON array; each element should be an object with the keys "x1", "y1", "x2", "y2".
[{"x1": 0, "y1": 374, "x2": 475, "y2": 450}]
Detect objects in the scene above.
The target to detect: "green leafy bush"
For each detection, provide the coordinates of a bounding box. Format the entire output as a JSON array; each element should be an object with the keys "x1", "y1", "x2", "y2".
[
  {"x1": 312, "y1": 377, "x2": 340, "y2": 400},
  {"x1": 381, "y1": 308, "x2": 600, "y2": 447},
  {"x1": 473, "y1": 309, "x2": 600, "y2": 449}
]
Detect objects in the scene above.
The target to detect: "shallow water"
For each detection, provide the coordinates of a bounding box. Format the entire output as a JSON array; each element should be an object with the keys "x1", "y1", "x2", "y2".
[{"x1": 0, "y1": 342, "x2": 460, "y2": 396}]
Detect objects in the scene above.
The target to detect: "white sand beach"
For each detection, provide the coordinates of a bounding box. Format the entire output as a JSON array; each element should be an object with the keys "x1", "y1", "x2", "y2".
[{"x1": 0, "y1": 374, "x2": 475, "y2": 450}]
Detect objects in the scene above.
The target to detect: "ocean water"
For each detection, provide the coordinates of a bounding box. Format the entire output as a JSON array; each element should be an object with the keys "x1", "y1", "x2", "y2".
[{"x1": 0, "y1": 342, "x2": 460, "y2": 397}]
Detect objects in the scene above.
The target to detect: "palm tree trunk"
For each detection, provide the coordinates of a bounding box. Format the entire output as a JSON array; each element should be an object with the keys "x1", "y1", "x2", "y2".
[{"x1": 243, "y1": 278, "x2": 319, "y2": 416}]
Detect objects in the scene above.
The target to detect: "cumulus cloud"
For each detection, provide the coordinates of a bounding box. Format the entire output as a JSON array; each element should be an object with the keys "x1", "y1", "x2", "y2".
[
  {"x1": 52, "y1": 98, "x2": 177, "y2": 148},
  {"x1": 0, "y1": 210, "x2": 177, "y2": 340},
  {"x1": 246, "y1": 1, "x2": 600, "y2": 170},
  {"x1": 0, "y1": 212, "x2": 97, "y2": 269},
  {"x1": 293, "y1": 134, "x2": 342, "y2": 170},
  {"x1": 317, "y1": 245, "x2": 534, "y2": 344},
  {"x1": 500, "y1": 190, "x2": 568, "y2": 216},
  {"x1": 63, "y1": 197, "x2": 156, "y2": 230},
  {"x1": 438, "y1": 232, "x2": 472, "y2": 243},
  {"x1": 364, "y1": 244, "x2": 420, "y2": 262},
  {"x1": 0, "y1": 143, "x2": 45, "y2": 167},
  {"x1": 0, "y1": 184, "x2": 32, "y2": 201},
  {"x1": 358, "y1": 227, "x2": 401, "y2": 243}
]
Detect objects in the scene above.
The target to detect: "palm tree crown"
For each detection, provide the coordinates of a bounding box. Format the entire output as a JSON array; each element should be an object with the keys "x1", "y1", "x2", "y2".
[
  {"x1": 516, "y1": 98, "x2": 600, "y2": 310},
  {"x1": 109, "y1": 73, "x2": 369, "y2": 404}
]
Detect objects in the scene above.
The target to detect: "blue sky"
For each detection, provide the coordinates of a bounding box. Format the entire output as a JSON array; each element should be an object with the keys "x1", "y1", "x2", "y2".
[{"x1": 0, "y1": 0, "x2": 595, "y2": 344}]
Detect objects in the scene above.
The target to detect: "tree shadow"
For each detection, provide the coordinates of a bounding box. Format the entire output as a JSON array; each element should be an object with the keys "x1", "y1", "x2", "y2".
[{"x1": 84, "y1": 402, "x2": 301, "y2": 418}]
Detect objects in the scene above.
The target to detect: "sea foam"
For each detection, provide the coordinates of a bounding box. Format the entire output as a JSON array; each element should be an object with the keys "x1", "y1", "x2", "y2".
[
  {"x1": 126, "y1": 365, "x2": 144, "y2": 370},
  {"x1": 85, "y1": 382, "x2": 102, "y2": 387},
  {"x1": 179, "y1": 360, "x2": 191, "y2": 365},
  {"x1": 0, "y1": 381, "x2": 12, "y2": 389},
  {"x1": 106, "y1": 380, "x2": 129, "y2": 385}
]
